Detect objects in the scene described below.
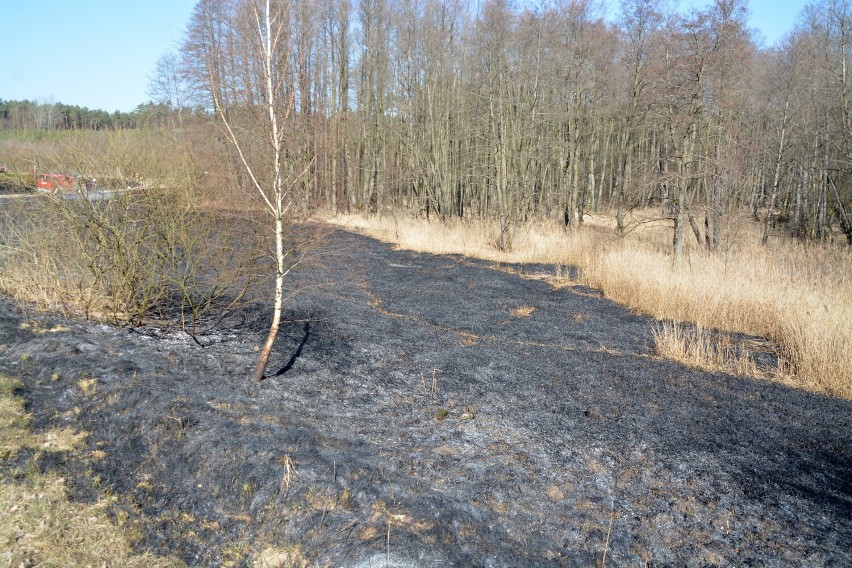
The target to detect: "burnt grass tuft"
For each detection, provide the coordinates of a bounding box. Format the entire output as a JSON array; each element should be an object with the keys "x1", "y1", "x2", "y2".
[{"x1": 1, "y1": 229, "x2": 850, "y2": 566}]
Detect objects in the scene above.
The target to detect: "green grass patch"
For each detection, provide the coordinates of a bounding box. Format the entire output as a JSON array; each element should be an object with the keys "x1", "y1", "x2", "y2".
[{"x1": 0, "y1": 172, "x2": 36, "y2": 193}]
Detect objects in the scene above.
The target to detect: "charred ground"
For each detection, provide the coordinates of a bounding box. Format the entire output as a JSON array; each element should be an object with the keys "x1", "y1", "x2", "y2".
[{"x1": 0, "y1": 228, "x2": 850, "y2": 567}]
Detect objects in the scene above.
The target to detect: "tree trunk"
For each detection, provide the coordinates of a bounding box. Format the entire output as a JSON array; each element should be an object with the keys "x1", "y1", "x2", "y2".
[
  {"x1": 253, "y1": 215, "x2": 285, "y2": 381},
  {"x1": 688, "y1": 213, "x2": 703, "y2": 245},
  {"x1": 673, "y1": 197, "x2": 685, "y2": 262},
  {"x1": 763, "y1": 97, "x2": 789, "y2": 245}
]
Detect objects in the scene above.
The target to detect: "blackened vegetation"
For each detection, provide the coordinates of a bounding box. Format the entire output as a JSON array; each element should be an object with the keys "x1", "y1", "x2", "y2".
[{"x1": 0, "y1": 230, "x2": 850, "y2": 567}]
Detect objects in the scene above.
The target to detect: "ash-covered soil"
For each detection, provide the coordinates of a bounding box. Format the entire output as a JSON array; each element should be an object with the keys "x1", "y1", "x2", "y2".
[{"x1": 1, "y1": 228, "x2": 850, "y2": 567}]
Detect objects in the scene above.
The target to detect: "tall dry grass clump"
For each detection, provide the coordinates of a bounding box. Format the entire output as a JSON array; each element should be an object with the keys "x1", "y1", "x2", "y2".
[
  {"x1": 587, "y1": 231, "x2": 852, "y2": 396},
  {"x1": 650, "y1": 321, "x2": 764, "y2": 378},
  {"x1": 328, "y1": 211, "x2": 852, "y2": 399}
]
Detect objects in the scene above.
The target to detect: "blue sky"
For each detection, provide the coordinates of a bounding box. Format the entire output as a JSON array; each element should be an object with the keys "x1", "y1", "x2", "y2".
[
  {"x1": 0, "y1": 0, "x2": 195, "y2": 112},
  {"x1": 0, "y1": 0, "x2": 814, "y2": 113},
  {"x1": 672, "y1": 0, "x2": 812, "y2": 48}
]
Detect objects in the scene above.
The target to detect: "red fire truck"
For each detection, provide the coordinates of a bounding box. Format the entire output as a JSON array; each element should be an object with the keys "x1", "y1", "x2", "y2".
[{"x1": 36, "y1": 173, "x2": 75, "y2": 193}]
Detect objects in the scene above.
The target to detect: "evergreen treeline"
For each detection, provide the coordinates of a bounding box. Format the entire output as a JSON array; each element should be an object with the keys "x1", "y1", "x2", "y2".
[{"x1": 0, "y1": 99, "x2": 184, "y2": 131}]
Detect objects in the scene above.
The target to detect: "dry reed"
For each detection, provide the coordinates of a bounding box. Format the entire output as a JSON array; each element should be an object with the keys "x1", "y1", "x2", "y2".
[{"x1": 327, "y1": 211, "x2": 852, "y2": 399}]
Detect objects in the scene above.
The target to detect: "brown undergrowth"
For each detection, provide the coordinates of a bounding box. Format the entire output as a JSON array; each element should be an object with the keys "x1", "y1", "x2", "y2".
[{"x1": 327, "y1": 211, "x2": 852, "y2": 399}]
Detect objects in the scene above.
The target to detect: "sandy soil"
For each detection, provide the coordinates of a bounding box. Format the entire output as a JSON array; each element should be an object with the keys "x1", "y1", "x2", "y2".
[{"x1": 1, "y1": 228, "x2": 850, "y2": 567}]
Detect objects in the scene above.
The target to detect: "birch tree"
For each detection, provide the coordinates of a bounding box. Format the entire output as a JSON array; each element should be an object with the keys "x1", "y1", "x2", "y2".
[{"x1": 196, "y1": 0, "x2": 310, "y2": 381}]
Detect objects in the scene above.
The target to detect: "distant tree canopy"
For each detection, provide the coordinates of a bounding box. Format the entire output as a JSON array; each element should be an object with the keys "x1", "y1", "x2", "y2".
[
  {"x1": 169, "y1": 0, "x2": 851, "y2": 246},
  {"x1": 0, "y1": 99, "x2": 194, "y2": 131}
]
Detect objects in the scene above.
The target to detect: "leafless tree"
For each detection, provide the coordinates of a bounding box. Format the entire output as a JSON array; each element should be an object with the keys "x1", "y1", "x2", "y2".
[{"x1": 192, "y1": 0, "x2": 313, "y2": 381}]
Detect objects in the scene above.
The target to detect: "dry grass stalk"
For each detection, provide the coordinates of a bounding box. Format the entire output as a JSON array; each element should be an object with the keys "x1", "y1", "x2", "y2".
[
  {"x1": 278, "y1": 453, "x2": 297, "y2": 494},
  {"x1": 326, "y1": 211, "x2": 852, "y2": 399},
  {"x1": 652, "y1": 321, "x2": 763, "y2": 378}
]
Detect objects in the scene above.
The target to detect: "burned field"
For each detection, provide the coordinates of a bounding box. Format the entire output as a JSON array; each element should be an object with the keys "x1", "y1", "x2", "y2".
[{"x1": 0, "y1": 228, "x2": 850, "y2": 567}]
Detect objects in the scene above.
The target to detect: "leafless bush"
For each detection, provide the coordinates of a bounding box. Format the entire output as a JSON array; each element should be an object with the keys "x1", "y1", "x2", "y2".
[
  {"x1": 0, "y1": 131, "x2": 262, "y2": 335},
  {"x1": 1, "y1": 189, "x2": 261, "y2": 334}
]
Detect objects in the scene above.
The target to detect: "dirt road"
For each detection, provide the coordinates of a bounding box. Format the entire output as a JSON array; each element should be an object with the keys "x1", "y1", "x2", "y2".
[{"x1": 1, "y1": 228, "x2": 850, "y2": 566}]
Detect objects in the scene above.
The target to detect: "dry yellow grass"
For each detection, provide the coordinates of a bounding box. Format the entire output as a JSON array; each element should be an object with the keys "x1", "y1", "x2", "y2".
[
  {"x1": 651, "y1": 321, "x2": 765, "y2": 378},
  {"x1": 509, "y1": 305, "x2": 537, "y2": 318},
  {"x1": 0, "y1": 373, "x2": 184, "y2": 567},
  {"x1": 327, "y1": 211, "x2": 852, "y2": 399}
]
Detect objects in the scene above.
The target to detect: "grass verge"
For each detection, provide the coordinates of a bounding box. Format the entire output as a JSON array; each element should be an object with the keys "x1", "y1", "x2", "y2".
[
  {"x1": 327, "y1": 211, "x2": 852, "y2": 399},
  {"x1": 0, "y1": 373, "x2": 183, "y2": 567},
  {"x1": 0, "y1": 172, "x2": 35, "y2": 194}
]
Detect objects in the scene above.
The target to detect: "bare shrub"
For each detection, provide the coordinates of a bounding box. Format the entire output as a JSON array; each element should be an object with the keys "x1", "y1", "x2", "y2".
[
  {"x1": 0, "y1": 188, "x2": 259, "y2": 333},
  {"x1": 0, "y1": 129, "x2": 262, "y2": 333}
]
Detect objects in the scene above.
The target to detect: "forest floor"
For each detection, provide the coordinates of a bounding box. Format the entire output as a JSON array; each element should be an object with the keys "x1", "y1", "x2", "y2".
[{"x1": 0, "y1": 227, "x2": 850, "y2": 567}]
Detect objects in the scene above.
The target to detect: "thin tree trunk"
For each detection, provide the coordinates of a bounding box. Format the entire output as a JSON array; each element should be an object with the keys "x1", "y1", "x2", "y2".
[
  {"x1": 763, "y1": 96, "x2": 789, "y2": 245},
  {"x1": 830, "y1": 176, "x2": 852, "y2": 245},
  {"x1": 673, "y1": 194, "x2": 685, "y2": 262},
  {"x1": 253, "y1": 215, "x2": 285, "y2": 381}
]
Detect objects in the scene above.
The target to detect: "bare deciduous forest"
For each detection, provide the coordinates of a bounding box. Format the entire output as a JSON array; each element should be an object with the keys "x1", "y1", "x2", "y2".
[
  {"x1": 5, "y1": 0, "x2": 848, "y2": 247},
  {"x1": 158, "y1": 0, "x2": 852, "y2": 249}
]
